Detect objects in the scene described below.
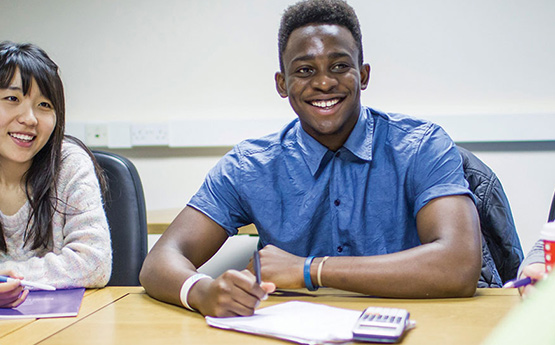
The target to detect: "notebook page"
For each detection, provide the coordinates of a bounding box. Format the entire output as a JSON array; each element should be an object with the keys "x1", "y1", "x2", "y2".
[{"x1": 206, "y1": 301, "x2": 361, "y2": 344}]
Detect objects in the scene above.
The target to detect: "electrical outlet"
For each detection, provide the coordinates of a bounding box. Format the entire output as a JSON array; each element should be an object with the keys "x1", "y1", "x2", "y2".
[
  {"x1": 131, "y1": 123, "x2": 169, "y2": 146},
  {"x1": 85, "y1": 123, "x2": 109, "y2": 147},
  {"x1": 107, "y1": 122, "x2": 132, "y2": 148}
]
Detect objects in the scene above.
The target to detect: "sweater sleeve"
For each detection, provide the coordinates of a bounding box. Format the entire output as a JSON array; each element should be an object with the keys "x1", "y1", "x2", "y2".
[
  {"x1": 517, "y1": 239, "x2": 545, "y2": 278},
  {"x1": 1, "y1": 143, "x2": 112, "y2": 288}
]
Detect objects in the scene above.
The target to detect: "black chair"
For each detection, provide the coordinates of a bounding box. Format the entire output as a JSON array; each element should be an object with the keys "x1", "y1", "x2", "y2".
[
  {"x1": 458, "y1": 146, "x2": 524, "y2": 287},
  {"x1": 549, "y1": 190, "x2": 555, "y2": 222},
  {"x1": 93, "y1": 151, "x2": 148, "y2": 286}
]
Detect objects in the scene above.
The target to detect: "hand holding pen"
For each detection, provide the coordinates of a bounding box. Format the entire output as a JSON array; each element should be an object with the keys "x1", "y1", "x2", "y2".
[
  {"x1": 503, "y1": 276, "x2": 535, "y2": 289},
  {"x1": 0, "y1": 270, "x2": 31, "y2": 308},
  {"x1": 503, "y1": 263, "x2": 547, "y2": 297},
  {"x1": 0, "y1": 275, "x2": 56, "y2": 291}
]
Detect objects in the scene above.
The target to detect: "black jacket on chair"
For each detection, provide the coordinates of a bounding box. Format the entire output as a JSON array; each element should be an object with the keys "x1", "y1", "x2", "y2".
[{"x1": 458, "y1": 146, "x2": 524, "y2": 287}]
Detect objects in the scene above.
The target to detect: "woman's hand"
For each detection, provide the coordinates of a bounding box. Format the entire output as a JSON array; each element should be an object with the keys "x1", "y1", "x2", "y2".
[
  {"x1": 519, "y1": 263, "x2": 547, "y2": 298},
  {"x1": 0, "y1": 270, "x2": 28, "y2": 308}
]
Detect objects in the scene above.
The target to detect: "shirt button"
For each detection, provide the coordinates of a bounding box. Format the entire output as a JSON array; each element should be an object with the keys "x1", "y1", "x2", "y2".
[
  {"x1": 334, "y1": 199, "x2": 341, "y2": 206},
  {"x1": 337, "y1": 246, "x2": 343, "y2": 253},
  {"x1": 335, "y1": 151, "x2": 341, "y2": 158}
]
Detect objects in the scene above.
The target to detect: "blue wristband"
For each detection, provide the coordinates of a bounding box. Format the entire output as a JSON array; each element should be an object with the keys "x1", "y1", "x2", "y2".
[{"x1": 304, "y1": 256, "x2": 318, "y2": 291}]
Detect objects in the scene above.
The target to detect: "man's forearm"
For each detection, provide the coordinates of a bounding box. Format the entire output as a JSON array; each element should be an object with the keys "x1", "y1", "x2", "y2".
[
  {"x1": 310, "y1": 244, "x2": 480, "y2": 298},
  {"x1": 139, "y1": 247, "x2": 199, "y2": 307}
]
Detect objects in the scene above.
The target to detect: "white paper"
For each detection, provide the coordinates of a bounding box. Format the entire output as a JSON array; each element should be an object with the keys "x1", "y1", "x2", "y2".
[{"x1": 205, "y1": 301, "x2": 362, "y2": 345}]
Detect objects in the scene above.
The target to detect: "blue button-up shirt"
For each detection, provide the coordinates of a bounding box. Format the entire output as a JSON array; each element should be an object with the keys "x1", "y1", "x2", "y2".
[{"x1": 189, "y1": 107, "x2": 472, "y2": 257}]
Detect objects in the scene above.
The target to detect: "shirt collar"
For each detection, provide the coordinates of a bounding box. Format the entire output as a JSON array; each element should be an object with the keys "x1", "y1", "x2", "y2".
[
  {"x1": 296, "y1": 107, "x2": 374, "y2": 176},
  {"x1": 343, "y1": 107, "x2": 374, "y2": 162},
  {"x1": 296, "y1": 122, "x2": 329, "y2": 176}
]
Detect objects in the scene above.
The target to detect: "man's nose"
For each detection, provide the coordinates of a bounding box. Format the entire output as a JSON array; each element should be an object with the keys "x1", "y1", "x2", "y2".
[{"x1": 310, "y1": 71, "x2": 339, "y2": 92}]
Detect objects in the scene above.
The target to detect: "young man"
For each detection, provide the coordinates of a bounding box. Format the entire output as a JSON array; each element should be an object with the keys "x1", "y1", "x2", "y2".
[{"x1": 140, "y1": 0, "x2": 481, "y2": 317}]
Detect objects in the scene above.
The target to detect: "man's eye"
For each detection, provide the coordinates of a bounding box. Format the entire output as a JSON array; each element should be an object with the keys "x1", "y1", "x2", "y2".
[
  {"x1": 296, "y1": 67, "x2": 313, "y2": 76},
  {"x1": 332, "y1": 63, "x2": 350, "y2": 72}
]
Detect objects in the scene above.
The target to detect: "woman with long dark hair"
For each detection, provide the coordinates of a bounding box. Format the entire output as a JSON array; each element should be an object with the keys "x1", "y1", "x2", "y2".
[{"x1": 0, "y1": 41, "x2": 111, "y2": 307}]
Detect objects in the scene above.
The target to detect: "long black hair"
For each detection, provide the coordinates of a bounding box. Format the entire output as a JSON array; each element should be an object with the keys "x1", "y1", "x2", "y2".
[{"x1": 0, "y1": 41, "x2": 106, "y2": 252}]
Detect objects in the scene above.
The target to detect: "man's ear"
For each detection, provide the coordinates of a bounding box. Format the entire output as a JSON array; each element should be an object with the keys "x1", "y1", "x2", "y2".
[
  {"x1": 360, "y1": 63, "x2": 371, "y2": 90},
  {"x1": 275, "y1": 72, "x2": 288, "y2": 98}
]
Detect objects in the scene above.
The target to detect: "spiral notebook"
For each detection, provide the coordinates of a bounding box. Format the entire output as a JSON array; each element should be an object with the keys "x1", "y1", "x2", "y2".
[{"x1": 0, "y1": 288, "x2": 85, "y2": 319}]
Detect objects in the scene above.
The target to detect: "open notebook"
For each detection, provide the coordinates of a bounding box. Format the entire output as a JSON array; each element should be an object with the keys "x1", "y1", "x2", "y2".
[
  {"x1": 0, "y1": 288, "x2": 85, "y2": 319},
  {"x1": 206, "y1": 301, "x2": 362, "y2": 344}
]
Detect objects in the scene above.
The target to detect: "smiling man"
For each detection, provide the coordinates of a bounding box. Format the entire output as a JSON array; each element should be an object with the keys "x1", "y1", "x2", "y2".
[{"x1": 140, "y1": 0, "x2": 481, "y2": 318}]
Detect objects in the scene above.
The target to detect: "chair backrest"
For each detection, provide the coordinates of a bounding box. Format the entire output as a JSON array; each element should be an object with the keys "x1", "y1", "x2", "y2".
[
  {"x1": 549, "y1": 191, "x2": 555, "y2": 222},
  {"x1": 458, "y1": 146, "x2": 524, "y2": 287},
  {"x1": 93, "y1": 151, "x2": 148, "y2": 286}
]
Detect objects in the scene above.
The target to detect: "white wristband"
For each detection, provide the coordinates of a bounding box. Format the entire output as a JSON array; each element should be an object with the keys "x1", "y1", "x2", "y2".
[
  {"x1": 317, "y1": 256, "x2": 330, "y2": 288},
  {"x1": 179, "y1": 273, "x2": 211, "y2": 311}
]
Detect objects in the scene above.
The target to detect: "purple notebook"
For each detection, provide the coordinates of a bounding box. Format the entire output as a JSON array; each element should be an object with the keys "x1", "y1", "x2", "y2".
[{"x1": 0, "y1": 288, "x2": 85, "y2": 319}]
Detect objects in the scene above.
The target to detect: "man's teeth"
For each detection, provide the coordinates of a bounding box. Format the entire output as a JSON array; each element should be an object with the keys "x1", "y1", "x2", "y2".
[
  {"x1": 10, "y1": 133, "x2": 34, "y2": 141},
  {"x1": 311, "y1": 99, "x2": 339, "y2": 108}
]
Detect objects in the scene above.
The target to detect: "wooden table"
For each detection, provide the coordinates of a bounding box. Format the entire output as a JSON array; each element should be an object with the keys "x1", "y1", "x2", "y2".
[
  {"x1": 147, "y1": 208, "x2": 258, "y2": 235},
  {"x1": 0, "y1": 287, "x2": 520, "y2": 345},
  {"x1": 0, "y1": 287, "x2": 140, "y2": 345}
]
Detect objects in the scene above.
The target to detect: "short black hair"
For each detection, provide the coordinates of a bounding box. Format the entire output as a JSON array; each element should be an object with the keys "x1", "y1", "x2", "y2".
[{"x1": 278, "y1": 0, "x2": 363, "y2": 72}]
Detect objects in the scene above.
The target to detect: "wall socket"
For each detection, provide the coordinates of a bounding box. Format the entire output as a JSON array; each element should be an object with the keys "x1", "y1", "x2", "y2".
[
  {"x1": 85, "y1": 123, "x2": 109, "y2": 147},
  {"x1": 131, "y1": 123, "x2": 169, "y2": 146}
]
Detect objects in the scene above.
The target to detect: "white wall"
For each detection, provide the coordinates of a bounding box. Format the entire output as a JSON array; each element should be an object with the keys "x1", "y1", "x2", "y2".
[{"x1": 1, "y1": 0, "x2": 554, "y2": 254}]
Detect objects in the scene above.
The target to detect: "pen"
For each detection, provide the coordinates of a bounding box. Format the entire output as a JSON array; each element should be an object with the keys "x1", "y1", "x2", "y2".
[
  {"x1": 253, "y1": 250, "x2": 261, "y2": 284},
  {"x1": 502, "y1": 276, "x2": 533, "y2": 289},
  {"x1": 0, "y1": 275, "x2": 56, "y2": 291}
]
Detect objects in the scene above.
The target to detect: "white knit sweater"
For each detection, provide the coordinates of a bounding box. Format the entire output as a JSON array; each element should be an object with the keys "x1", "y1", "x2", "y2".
[{"x1": 0, "y1": 141, "x2": 112, "y2": 288}]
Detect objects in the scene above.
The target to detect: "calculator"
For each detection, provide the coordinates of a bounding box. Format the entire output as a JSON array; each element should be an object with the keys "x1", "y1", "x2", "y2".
[{"x1": 352, "y1": 306, "x2": 413, "y2": 343}]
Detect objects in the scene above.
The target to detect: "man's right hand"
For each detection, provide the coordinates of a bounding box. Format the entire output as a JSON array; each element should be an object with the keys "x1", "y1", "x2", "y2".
[{"x1": 188, "y1": 269, "x2": 275, "y2": 317}]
